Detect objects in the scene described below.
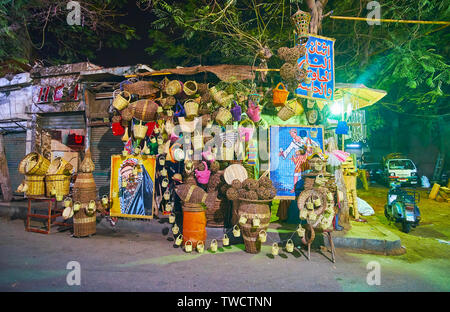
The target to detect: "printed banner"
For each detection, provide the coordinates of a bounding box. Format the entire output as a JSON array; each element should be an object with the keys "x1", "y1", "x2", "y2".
[
  {"x1": 269, "y1": 126, "x2": 324, "y2": 199},
  {"x1": 110, "y1": 155, "x2": 156, "y2": 219},
  {"x1": 295, "y1": 35, "x2": 335, "y2": 101}
]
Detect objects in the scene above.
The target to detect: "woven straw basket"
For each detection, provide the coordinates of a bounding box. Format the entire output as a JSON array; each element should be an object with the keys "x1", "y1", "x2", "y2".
[
  {"x1": 277, "y1": 105, "x2": 295, "y2": 121},
  {"x1": 224, "y1": 164, "x2": 248, "y2": 185},
  {"x1": 25, "y1": 175, "x2": 45, "y2": 196},
  {"x1": 165, "y1": 80, "x2": 183, "y2": 96},
  {"x1": 184, "y1": 100, "x2": 199, "y2": 119},
  {"x1": 291, "y1": 10, "x2": 311, "y2": 38},
  {"x1": 20, "y1": 153, "x2": 50, "y2": 176},
  {"x1": 112, "y1": 90, "x2": 131, "y2": 111},
  {"x1": 73, "y1": 207, "x2": 96, "y2": 237},
  {"x1": 133, "y1": 99, "x2": 158, "y2": 122},
  {"x1": 45, "y1": 174, "x2": 70, "y2": 197},
  {"x1": 133, "y1": 121, "x2": 148, "y2": 140},
  {"x1": 183, "y1": 81, "x2": 198, "y2": 96},
  {"x1": 123, "y1": 80, "x2": 159, "y2": 97},
  {"x1": 272, "y1": 83, "x2": 289, "y2": 107},
  {"x1": 215, "y1": 107, "x2": 232, "y2": 126}
]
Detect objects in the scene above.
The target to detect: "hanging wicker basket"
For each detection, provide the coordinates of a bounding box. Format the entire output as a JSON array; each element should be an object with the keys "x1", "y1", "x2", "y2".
[
  {"x1": 112, "y1": 90, "x2": 131, "y2": 111},
  {"x1": 183, "y1": 81, "x2": 198, "y2": 96},
  {"x1": 47, "y1": 157, "x2": 73, "y2": 175},
  {"x1": 133, "y1": 120, "x2": 148, "y2": 140},
  {"x1": 215, "y1": 107, "x2": 232, "y2": 126},
  {"x1": 165, "y1": 80, "x2": 183, "y2": 96},
  {"x1": 272, "y1": 82, "x2": 289, "y2": 107},
  {"x1": 123, "y1": 80, "x2": 159, "y2": 97},
  {"x1": 184, "y1": 99, "x2": 199, "y2": 119},
  {"x1": 291, "y1": 10, "x2": 311, "y2": 38},
  {"x1": 133, "y1": 99, "x2": 158, "y2": 122},
  {"x1": 277, "y1": 105, "x2": 296, "y2": 121}
]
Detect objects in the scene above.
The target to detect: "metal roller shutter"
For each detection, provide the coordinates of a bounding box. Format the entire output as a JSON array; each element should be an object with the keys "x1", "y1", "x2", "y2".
[
  {"x1": 90, "y1": 126, "x2": 124, "y2": 196},
  {"x1": 37, "y1": 112, "x2": 86, "y2": 130},
  {"x1": 3, "y1": 132, "x2": 27, "y2": 193}
]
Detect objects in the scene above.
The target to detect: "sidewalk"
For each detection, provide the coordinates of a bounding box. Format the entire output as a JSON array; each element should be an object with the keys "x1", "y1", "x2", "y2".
[{"x1": 0, "y1": 199, "x2": 403, "y2": 255}]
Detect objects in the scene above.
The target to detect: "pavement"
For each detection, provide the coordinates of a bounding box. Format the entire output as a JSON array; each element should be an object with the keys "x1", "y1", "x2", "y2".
[{"x1": 1, "y1": 188, "x2": 449, "y2": 292}]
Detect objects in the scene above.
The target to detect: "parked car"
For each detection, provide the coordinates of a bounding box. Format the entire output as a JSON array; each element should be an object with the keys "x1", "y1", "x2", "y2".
[
  {"x1": 360, "y1": 162, "x2": 383, "y2": 184},
  {"x1": 382, "y1": 158, "x2": 419, "y2": 186}
]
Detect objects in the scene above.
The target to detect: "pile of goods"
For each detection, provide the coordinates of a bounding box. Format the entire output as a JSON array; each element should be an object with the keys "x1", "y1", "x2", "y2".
[{"x1": 17, "y1": 152, "x2": 73, "y2": 200}]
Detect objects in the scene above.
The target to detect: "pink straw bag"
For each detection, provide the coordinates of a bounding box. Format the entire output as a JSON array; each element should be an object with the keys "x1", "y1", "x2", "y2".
[{"x1": 195, "y1": 161, "x2": 211, "y2": 185}]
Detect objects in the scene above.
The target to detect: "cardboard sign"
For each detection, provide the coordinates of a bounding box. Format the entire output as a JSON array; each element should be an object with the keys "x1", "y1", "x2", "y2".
[{"x1": 295, "y1": 35, "x2": 335, "y2": 101}]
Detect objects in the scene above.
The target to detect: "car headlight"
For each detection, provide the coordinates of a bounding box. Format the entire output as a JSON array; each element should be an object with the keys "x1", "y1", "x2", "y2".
[
  {"x1": 389, "y1": 172, "x2": 395, "y2": 177},
  {"x1": 411, "y1": 172, "x2": 417, "y2": 176}
]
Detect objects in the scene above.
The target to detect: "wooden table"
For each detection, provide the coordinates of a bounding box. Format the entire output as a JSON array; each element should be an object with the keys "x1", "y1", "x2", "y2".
[{"x1": 26, "y1": 196, "x2": 72, "y2": 234}]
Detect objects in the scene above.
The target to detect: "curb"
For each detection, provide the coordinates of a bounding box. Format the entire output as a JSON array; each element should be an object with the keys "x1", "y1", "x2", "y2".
[{"x1": 1, "y1": 204, "x2": 402, "y2": 255}]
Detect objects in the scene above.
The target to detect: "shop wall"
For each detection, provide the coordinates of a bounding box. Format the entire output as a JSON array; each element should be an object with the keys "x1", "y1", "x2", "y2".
[{"x1": 2, "y1": 132, "x2": 27, "y2": 193}]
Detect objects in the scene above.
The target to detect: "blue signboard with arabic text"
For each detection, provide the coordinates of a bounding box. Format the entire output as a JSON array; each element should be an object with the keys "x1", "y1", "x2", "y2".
[{"x1": 295, "y1": 35, "x2": 335, "y2": 101}]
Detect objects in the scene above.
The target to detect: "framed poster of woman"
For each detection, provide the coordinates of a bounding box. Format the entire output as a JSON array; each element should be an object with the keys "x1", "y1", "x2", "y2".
[
  {"x1": 110, "y1": 155, "x2": 156, "y2": 219},
  {"x1": 269, "y1": 125, "x2": 325, "y2": 199}
]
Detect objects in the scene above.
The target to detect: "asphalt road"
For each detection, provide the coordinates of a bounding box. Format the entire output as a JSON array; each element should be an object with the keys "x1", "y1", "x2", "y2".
[{"x1": 1, "y1": 217, "x2": 449, "y2": 292}]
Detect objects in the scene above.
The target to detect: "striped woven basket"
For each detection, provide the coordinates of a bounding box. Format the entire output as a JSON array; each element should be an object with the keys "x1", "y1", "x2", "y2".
[
  {"x1": 20, "y1": 153, "x2": 50, "y2": 176},
  {"x1": 24, "y1": 175, "x2": 45, "y2": 196},
  {"x1": 73, "y1": 207, "x2": 96, "y2": 237},
  {"x1": 45, "y1": 174, "x2": 71, "y2": 197}
]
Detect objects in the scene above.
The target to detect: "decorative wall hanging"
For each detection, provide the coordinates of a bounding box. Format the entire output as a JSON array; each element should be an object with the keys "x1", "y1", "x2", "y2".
[
  {"x1": 269, "y1": 125, "x2": 324, "y2": 199},
  {"x1": 110, "y1": 155, "x2": 156, "y2": 219}
]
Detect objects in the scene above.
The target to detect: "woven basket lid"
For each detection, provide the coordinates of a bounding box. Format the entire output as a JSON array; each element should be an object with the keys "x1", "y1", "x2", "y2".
[{"x1": 224, "y1": 164, "x2": 248, "y2": 185}]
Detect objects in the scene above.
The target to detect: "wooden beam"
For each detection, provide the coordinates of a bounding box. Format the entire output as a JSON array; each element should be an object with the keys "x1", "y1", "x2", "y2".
[{"x1": 0, "y1": 134, "x2": 13, "y2": 202}]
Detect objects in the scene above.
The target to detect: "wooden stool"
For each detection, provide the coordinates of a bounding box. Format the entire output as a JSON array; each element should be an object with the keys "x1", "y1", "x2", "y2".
[
  {"x1": 304, "y1": 225, "x2": 336, "y2": 263},
  {"x1": 26, "y1": 196, "x2": 72, "y2": 234}
]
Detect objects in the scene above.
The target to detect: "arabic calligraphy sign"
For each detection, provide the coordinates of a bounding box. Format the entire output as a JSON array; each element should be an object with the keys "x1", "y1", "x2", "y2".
[{"x1": 295, "y1": 35, "x2": 335, "y2": 101}]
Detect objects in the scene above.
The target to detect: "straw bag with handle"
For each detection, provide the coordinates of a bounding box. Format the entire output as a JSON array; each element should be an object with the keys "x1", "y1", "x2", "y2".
[
  {"x1": 133, "y1": 120, "x2": 148, "y2": 140},
  {"x1": 165, "y1": 80, "x2": 183, "y2": 96},
  {"x1": 112, "y1": 90, "x2": 131, "y2": 111},
  {"x1": 272, "y1": 82, "x2": 289, "y2": 107},
  {"x1": 183, "y1": 81, "x2": 198, "y2": 96},
  {"x1": 184, "y1": 99, "x2": 199, "y2": 120},
  {"x1": 215, "y1": 107, "x2": 232, "y2": 126}
]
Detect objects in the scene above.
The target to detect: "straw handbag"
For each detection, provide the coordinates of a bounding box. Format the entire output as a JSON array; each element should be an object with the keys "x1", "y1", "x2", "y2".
[
  {"x1": 165, "y1": 80, "x2": 183, "y2": 95},
  {"x1": 215, "y1": 107, "x2": 232, "y2": 126},
  {"x1": 112, "y1": 90, "x2": 131, "y2": 111},
  {"x1": 184, "y1": 99, "x2": 199, "y2": 119},
  {"x1": 277, "y1": 104, "x2": 295, "y2": 121},
  {"x1": 183, "y1": 81, "x2": 198, "y2": 96},
  {"x1": 272, "y1": 82, "x2": 289, "y2": 107},
  {"x1": 133, "y1": 120, "x2": 148, "y2": 140}
]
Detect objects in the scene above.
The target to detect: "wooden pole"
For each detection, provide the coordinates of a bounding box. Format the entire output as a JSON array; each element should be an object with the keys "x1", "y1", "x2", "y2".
[{"x1": 0, "y1": 134, "x2": 13, "y2": 202}]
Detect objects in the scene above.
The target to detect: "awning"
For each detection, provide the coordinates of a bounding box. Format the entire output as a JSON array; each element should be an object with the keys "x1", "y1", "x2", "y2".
[{"x1": 334, "y1": 83, "x2": 387, "y2": 110}]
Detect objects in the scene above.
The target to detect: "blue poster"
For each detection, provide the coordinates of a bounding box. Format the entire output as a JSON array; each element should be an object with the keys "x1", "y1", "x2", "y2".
[
  {"x1": 269, "y1": 126, "x2": 324, "y2": 199},
  {"x1": 295, "y1": 35, "x2": 335, "y2": 101}
]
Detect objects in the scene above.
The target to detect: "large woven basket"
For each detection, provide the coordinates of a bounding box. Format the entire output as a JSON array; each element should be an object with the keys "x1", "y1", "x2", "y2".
[
  {"x1": 123, "y1": 80, "x2": 159, "y2": 97},
  {"x1": 206, "y1": 199, "x2": 227, "y2": 228},
  {"x1": 20, "y1": 153, "x2": 50, "y2": 176},
  {"x1": 112, "y1": 90, "x2": 131, "y2": 111},
  {"x1": 291, "y1": 10, "x2": 311, "y2": 38},
  {"x1": 237, "y1": 199, "x2": 272, "y2": 254},
  {"x1": 277, "y1": 105, "x2": 295, "y2": 121},
  {"x1": 45, "y1": 174, "x2": 70, "y2": 197},
  {"x1": 73, "y1": 173, "x2": 97, "y2": 202},
  {"x1": 133, "y1": 99, "x2": 158, "y2": 122},
  {"x1": 215, "y1": 107, "x2": 232, "y2": 126},
  {"x1": 24, "y1": 175, "x2": 45, "y2": 196},
  {"x1": 73, "y1": 207, "x2": 96, "y2": 237}
]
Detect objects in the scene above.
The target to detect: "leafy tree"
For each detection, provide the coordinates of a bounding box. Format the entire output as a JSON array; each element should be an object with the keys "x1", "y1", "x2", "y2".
[{"x1": 0, "y1": 0, "x2": 139, "y2": 69}]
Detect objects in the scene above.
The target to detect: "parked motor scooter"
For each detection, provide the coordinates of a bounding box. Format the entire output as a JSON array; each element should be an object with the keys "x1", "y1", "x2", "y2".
[{"x1": 384, "y1": 182, "x2": 421, "y2": 233}]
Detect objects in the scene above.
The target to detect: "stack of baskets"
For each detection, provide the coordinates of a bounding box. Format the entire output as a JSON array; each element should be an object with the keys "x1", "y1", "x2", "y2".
[
  {"x1": 45, "y1": 157, "x2": 73, "y2": 199},
  {"x1": 72, "y1": 149, "x2": 97, "y2": 237},
  {"x1": 18, "y1": 152, "x2": 51, "y2": 197}
]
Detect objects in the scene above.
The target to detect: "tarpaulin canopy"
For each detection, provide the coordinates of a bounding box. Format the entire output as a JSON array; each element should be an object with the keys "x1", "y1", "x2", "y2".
[{"x1": 334, "y1": 83, "x2": 387, "y2": 110}]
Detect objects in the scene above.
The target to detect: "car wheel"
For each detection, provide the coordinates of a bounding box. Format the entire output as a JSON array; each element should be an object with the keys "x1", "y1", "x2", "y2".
[{"x1": 402, "y1": 221, "x2": 411, "y2": 233}]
